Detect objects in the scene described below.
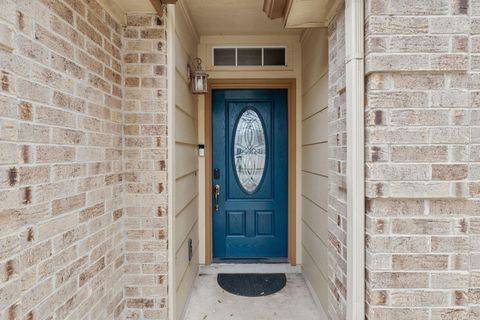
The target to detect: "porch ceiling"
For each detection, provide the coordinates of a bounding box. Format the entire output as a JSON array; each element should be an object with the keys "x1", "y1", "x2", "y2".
[
  {"x1": 183, "y1": 0, "x2": 302, "y2": 35},
  {"x1": 111, "y1": 0, "x2": 305, "y2": 35}
]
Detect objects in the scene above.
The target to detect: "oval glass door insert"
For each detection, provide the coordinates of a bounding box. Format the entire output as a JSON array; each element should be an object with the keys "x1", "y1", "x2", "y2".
[{"x1": 233, "y1": 109, "x2": 266, "y2": 193}]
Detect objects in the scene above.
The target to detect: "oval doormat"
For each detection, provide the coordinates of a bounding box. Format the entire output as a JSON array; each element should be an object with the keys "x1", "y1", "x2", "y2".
[{"x1": 217, "y1": 273, "x2": 287, "y2": 297}]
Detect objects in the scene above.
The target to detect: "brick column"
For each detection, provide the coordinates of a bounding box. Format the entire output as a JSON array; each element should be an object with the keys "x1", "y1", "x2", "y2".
[
  {"x1": 365, "y1": 0, "x2": 480, "y2": 318},
  {"x1": 123, "y1": 11, "x2": 169, "y2": 320},
  {"x1": 0, "y1": 0, "x2": 125, "y2": 318},
  {"x1": 327, "y1": 4, "x2": 348, "y2": 320}
]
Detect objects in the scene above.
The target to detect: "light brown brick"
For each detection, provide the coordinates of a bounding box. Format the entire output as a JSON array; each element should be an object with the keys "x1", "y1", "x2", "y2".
[
  {"x1": 36, "y1": 145, "x2": 75, "y2": 163},
  {"x1": 52, "y1": 193, "x2": 86, "y2": 216},
  {"x1": 391, "y1": 146, "x2": 448, "y2": 162},
  {"x1": 52, "y1": 91, "x2": 86, "y2": 113},
  {"x1": 36, "y1": 105, "x2": 76, "y2": 128},
  {"x1": 392, "y1": 254, "x2": 449, "y2": 270},
  {"x1": 366, "y1": 17, "x2": 428, "y2": 35},
  {"x1": 392, "y1": 219, "x2": 451, "y2": 235},
  {"x1": 140, "y1": 28, "x2": 165, "y2": 39},
  {"x1": 79, "y1": 257, "x2": 105, "y2": 286},
  {"x1": 369, "y1": 272, "x2": 429, "y2": 289}
]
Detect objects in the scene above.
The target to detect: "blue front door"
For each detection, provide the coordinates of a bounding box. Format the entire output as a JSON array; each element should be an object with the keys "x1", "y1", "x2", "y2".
[{"x1": 212, "y1": 89, "x2": 288, "y2": 259}]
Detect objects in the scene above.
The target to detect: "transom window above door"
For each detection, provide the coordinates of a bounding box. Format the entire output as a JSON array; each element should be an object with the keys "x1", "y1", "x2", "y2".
[{"x1": 213, "y1": 47, "x2": 287, "y2": 66}]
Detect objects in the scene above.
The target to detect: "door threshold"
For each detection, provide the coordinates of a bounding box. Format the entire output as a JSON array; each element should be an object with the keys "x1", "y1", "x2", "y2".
[
  {"x1": 213, "y1": 257, "x2": 288, "y2": 264},
  {"x1": 199, "y1": 263, "x2": 301, "y2": 275}
]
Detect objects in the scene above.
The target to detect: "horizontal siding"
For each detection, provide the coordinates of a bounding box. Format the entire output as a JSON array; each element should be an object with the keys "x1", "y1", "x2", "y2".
[
  {"x1": 303, "y1": 75, "x2": 328, "y2": 120},
  {"x1": 175, "y1": 143, "x2": 197, "y2": 179},
  {"x1": 175, "y1": 220, "x2": 199, "y2": 287},
  {"x1": 302, "y1": 221, "x2": 328, "y2": 276},
  {"x1": 302, "y1": 108, "x2": 328, "y2": 145},
  {"x1": 302, "y1": 196, "x2": 328, "y2": 244},
  {"x1": 302, "y1": 245, "x2": 329, "y2": 311},
  {"x1": 302, "y1": 143, "x2": 328, "y2": 177},
  {"x1": 175, "y1": 33, "x2": 191, "y2": 83},
  {"x1": 302, "y1": 172, "x2": 328, "y2": 210},
  {"x1": 302, "y1": 29, "x2": 328, "y2": 94},
  {"x1": 175, "y1": 72, "x2": 196, "y2": 117},
  {"x1": 175, "y1": 198, "x2": 198, "y2": 252},
  {"x1": 175, "y1": 223, "x2": 199, "y2": 317},
  {"x1": 175, "y1": 173, "x2": 198, "y2": 215},
  {"x1": 174, "y1": 6, "x2": 199, "y2": 320},
  {"x1": 301, "y1": 27, "x2": 329, "y2": 314},
  {"x1": 175, "y1": 107, "x2": 197, "y2": 145}
]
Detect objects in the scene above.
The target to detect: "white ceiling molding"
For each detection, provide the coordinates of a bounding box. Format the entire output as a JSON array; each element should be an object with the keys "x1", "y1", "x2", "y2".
[{"x1": 283, "y1": 0, "x2": 343, "y2": 28}]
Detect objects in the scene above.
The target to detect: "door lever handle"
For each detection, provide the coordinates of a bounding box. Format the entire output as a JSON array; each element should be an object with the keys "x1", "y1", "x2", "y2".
[{"x1": 214, "y1": 184, "x2": 220, "y2": 212}]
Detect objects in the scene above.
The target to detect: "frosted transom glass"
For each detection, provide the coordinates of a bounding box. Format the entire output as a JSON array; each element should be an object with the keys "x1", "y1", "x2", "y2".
[{"x1": 233, "y1": 109, "x2": 266, "y2": 193}]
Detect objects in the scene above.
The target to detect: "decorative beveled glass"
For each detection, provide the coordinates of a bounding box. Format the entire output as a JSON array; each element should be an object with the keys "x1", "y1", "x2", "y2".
[{"x1": 233, "y1": 109, "x2": 266, "y2": 193}]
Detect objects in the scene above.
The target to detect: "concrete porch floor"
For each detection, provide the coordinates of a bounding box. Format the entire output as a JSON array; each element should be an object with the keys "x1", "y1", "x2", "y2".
[{"x1": 183, "y1": 273, "x2": 326, "y2": 320}]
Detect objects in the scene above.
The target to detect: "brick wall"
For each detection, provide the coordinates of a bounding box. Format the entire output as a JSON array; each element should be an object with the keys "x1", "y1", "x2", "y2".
[
  {"x1": 327, "y1": 5, "x2": 348, "y2": 320},
  {"x1": 122, "y1": 12, "x2": 169, "y2": 320},
  {"x1": 0, "y1": 0, "x2": 126, "y2": 318},
  {"x1": 365, "y1": 0, "x2": 480, "y2": 319}
]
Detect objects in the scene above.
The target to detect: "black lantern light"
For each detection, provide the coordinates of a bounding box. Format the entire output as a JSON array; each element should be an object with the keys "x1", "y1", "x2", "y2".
[{"x1": 188, "y1": 58, "x2": 208, "y2": 94}]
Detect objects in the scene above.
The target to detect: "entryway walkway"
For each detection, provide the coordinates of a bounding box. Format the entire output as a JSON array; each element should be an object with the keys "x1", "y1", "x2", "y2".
[{"x1": 183, "y1": 272, "x2": 326, "y2": 320}]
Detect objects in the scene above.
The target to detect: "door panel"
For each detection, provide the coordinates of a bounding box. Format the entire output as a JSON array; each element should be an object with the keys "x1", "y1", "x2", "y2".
[{"x1": 212, "y1": 89, "x2": 288, "y2": 259}]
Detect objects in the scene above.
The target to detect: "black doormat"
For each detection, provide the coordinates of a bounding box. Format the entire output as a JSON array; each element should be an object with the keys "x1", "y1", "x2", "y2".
[{"x1": 217, "y1": 273, "x2": 287, "y2": 297}]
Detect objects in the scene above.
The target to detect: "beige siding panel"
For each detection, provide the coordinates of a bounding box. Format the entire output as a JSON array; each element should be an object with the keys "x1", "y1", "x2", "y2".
[
  {"x1": 302, "y1": 29, "x2": 328, "y2": 94},
  {"x1": 175, "y1": 72, "x2": 196, "y2": 117},
  {"x1": 302, "y1": 143, "x2": 328, "y2": 176},
  {"x1": 175, "y1": 34, "x2": 191, "y2": 83},
  {"x1": 302, "y1": 29, "x2": 328, "y2": 69},
  {"x1": 302, "y1": 246, "x2": 329, "y2": 311},
  {"x1": 175, "y1": 221, "x2": 199, "y2": 289},
  {"x1": 175, "y1": 143, "x2": 197, "y2": 179},
  {"x1": 175, "y1": 6, "x2": 197, "y2": 59},
  {"x1": 175, "y1": 239, "x2": 199, "y2": 320},
  {"x1": 301, "y1": 25, "x2": 329, "y2": 316},
  {"x1": 175, "y1": 172, "x2": 198, "y2": 215},
  {"x1": 174, "y1": 4, "x2": 199, "y2": 320},
  {"x1": 302, "y1": 75, "x2": 328, "y2": 120},
  {"x1": 302, "y1": 109, "x2": 328, "y2": 145},
  {"x1": 302, "y1": 221, "x2": 328, "y2": 278},
  {"x1": 302, "y1": 172, "x2": 328, "y2": 209},
  {"x1": 301, "y1": 196, "x2": 328, "y2": 243},
  {"x1": 175, "y1": 198, "x2": 198, "y2": 253},
  {"x1": 175, "y1": 107, "x2": 197, "y2": 145},
  {"x1": 302, "y1": 57, "x2": 327, "y2": 96}
]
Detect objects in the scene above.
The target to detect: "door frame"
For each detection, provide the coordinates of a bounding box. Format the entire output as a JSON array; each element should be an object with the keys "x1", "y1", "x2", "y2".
[{"x1": 204, "y1": 78, "x2": 297, "y2": 265}]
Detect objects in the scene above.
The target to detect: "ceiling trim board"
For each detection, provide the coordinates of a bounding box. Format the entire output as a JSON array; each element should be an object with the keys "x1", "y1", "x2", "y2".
[
  {"x1": 178, "y1": 0, "x2": 200, "y2": 43},
  {"x1": 283, "y1": 0, "x2": 293, "y2": 27},
  {"x1": 283, "y1": 0, "x2": 343, "y2": 28}
]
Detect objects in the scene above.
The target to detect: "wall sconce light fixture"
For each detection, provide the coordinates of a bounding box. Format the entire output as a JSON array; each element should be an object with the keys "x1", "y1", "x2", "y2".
[{"x1": 188, "y1": 58, "x2": 208, "y2": 94}]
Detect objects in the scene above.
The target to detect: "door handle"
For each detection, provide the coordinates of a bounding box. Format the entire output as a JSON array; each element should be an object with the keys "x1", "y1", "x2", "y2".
[{"x1": 214, "y1": 184, "x2": 220, "y2": 212}]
